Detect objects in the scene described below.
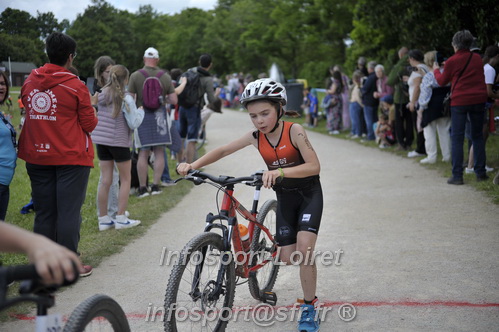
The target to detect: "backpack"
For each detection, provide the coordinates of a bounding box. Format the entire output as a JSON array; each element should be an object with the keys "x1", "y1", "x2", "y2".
[
  {"x1": 178, "y1": 68, "x2": 202, "y2": 108},
  {"x1": 139, "y1": 69, "x2": 166, "y2": 110}
]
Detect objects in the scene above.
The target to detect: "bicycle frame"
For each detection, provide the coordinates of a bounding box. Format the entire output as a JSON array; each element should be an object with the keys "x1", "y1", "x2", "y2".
[{"x1": 188, "y1": 174, "x2": 278, "y2": 303}]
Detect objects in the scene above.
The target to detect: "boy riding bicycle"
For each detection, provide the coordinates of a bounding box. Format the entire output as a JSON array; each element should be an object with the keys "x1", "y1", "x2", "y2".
[{"x1": 177, "y1": 78, "x2": 323, "y2": 331}]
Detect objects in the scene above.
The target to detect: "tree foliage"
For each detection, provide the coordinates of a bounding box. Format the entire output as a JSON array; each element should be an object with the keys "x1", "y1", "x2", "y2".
[{"x1": 1, "y1": 0, "x2": 497, "y2": 87}]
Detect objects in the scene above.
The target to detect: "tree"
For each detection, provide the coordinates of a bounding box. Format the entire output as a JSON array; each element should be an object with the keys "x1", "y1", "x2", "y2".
[{"x1": 67, "y1": 0, "x2": 138, "y2": 77}]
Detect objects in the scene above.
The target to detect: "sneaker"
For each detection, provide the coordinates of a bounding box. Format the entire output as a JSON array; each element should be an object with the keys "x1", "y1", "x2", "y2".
[
  {"x1": 379, "y1": 144, "x2": 387, "y2": 149},
  {"x1": 150, "y1": 184, "x2": 162, "y2": 195},
  {"x1": 80, "y1": 265, "x2": 93, "y2": 277},
  {"x1": 420, "y1": 157, "x2": 436, "y2": 164},
  {"x1": 98, "y1": 215, "x2": 115, "y2": 231},
  {"x1": 161, "y1": 180, "x2": 176, "y2": 187},
  {"x1": 298, "y1": 303, "x2": 320, "y2": 331},
  {"x1": 350, "y1": 134, "x2": 359, "y2": 139},
  {"x1": 447, "y1": 177, "x2": 464, "y2": 185},
  {"x1": 115, "y1": 214, "x2": 141, "y2": 230},
  {"x1": 466, "y1": 166, "x2": 494, "y2": 174},
  {"x1": 328, "y1": 130, "x2": 340, "y2": 135},
  {"x1": 137, "y1": 186, "x2": 150, "y2": 198},
  {"x1": 407, "y1": 150, "x2": 425, "y2": 158}
]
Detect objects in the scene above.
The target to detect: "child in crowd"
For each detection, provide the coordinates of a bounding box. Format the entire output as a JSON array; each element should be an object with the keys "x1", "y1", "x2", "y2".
[
  {"x1": 375, "y1": 113, "x2": 396, "y2": 148},
  {"x1": 92, "y1": 64, "x2": 144, "y2": 231},
  {"x1": 380, "y1": 94, "x2": 395, "y2": 128},
  {"x1": 307, "y1": 87, "x2": 319, "y2": 128},
  {"x1": 177, "y1": 79, "x2": 323, "y2": 331}
]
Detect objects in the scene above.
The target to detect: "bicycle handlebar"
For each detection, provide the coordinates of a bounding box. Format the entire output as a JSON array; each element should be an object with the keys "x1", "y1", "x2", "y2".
[
  {"x1": 178, "y1": 169, "x2": 264, "y2": 187},
  {"x1": 0, "y1": 263, "x2": 79, "y2": 294}
]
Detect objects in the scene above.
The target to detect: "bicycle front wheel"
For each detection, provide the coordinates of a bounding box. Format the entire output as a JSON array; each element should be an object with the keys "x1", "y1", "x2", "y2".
[
  {"x1": 63, "y1": 294, "x2": 130, "y2": 332},
  {"x1": 164, "y1": 232, "x2": 236, "y2": 332},
  {"x1": 248, "y1": 199, "x2": 279, "y2": 301}
]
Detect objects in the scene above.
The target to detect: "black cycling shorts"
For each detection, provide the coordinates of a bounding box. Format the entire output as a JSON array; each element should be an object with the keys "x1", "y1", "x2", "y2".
[
  {"x1": 274, "y1": 179, "x2": 323, "y2": 246},
  {"x1": 96, "y1": 144, "x2": 131, "y2": 163}
]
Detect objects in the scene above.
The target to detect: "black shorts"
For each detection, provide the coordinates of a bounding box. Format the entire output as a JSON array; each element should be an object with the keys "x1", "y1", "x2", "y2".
[
  {"x1": 274, "y1": 179, "x2": 323, "y2": 246},
  {"x1": 96, "y1": 144, "x2": 131, "y2": 162}
]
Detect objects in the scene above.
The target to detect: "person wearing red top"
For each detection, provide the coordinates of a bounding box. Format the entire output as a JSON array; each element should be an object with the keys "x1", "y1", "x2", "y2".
[
  {"x1": 433, "y1": 30, "x2": 488, "y2": 185},
  {"x1": 17, "y1": 32, "x2": 97, "y2": 276}
]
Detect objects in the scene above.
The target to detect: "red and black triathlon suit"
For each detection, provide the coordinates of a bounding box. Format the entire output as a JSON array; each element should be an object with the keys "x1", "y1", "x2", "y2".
[{"x1": 256, "y1": 121, "x2": 323, "y2": 246}]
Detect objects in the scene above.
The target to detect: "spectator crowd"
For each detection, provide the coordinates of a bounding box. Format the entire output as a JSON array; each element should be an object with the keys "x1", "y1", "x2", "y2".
[{"x1": 0, "y1": 29, "x2": 498, "y2": 280}]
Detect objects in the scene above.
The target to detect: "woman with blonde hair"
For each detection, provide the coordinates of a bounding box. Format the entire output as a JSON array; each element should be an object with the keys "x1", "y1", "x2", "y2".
[
  {"x1": 418, "y1": 51, "x2": 451, "y2": 164},
  {"x1": 92, "y1": 65, "x2": 144, "y2": 230}
]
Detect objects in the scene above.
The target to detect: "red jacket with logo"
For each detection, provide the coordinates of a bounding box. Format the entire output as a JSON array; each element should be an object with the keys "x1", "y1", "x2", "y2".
[{"x1": 18, "y1": 64, "x2": 97, "y2": 166}]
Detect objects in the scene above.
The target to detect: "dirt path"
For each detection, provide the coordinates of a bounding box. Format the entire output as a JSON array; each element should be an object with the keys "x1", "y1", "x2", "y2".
[{"x1": 2, "y1": 109, "x2": 498, "y2": 331}]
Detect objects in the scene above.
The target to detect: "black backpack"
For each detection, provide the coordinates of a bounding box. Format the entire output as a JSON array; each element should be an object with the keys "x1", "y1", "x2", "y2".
[{"x1": 178, "y1": 68, "x2": 202, "y2": 108}]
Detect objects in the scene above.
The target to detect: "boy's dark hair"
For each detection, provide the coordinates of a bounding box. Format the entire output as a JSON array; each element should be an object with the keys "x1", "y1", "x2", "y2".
[
  {"x1": 170, "y1": 68, "x2": 183, "y2": 82},
  {"x1": 0, "y1": 71, "x2": 9, "y2": 104},
  {"x1": 199, "y1": 54, "x2": 212, "y2": 68},
  {"x1": 408, "y1": 49, "x2": 424, "y2": 62},
  {"x1": 46, "y1": 32, "x2": 77, "y2": 66}
]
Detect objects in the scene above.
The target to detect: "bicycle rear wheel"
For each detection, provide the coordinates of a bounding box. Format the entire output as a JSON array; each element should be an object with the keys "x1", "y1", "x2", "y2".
[
  {"x1": 164, "y1": 232, "x2": 236, "y2": 332},
  {"x1": 63, "y1": 294, "x2": 130, "y2": 332},
  {"x1": 248, "y1": 199, "x2": 279, "y2": 301}
]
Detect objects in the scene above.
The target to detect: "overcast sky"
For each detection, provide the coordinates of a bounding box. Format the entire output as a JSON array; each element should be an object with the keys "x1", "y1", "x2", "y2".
[{"x1": 1, "y1": 0, "x2": 218, "y2": 22}]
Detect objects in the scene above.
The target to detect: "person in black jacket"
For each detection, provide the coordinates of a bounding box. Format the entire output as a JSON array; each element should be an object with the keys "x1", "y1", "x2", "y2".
[{"x1": 361, "y1": 61, "x2": 379, "y2": 140}]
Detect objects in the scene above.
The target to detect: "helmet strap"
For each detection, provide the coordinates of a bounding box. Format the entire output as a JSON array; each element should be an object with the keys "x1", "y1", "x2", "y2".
[{"x1": 269, "y1": 105, "x2": 284, "y2": 133}]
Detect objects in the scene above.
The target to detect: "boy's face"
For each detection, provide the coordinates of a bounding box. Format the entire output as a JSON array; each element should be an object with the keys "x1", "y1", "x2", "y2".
[
  {"x1": 247, "y1": 100, "x2": 278, "y2": 134},
  {"x1": 381, "y1": 101, "x2": 389, "y2": 110}
]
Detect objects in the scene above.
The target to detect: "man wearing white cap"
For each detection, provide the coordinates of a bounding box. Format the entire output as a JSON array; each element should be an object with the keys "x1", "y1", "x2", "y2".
[{"x1": 128, "y1": 47, "x2": 177, "y2": 198}]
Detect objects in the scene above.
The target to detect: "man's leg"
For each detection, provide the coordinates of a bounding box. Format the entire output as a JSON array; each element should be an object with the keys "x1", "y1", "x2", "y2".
[
  {"x1": 137, "y1": 149, "x2": 150, "y2": 188},
  {"x1": 152, "y1": 146, "x2": 165, "y2": 185}
]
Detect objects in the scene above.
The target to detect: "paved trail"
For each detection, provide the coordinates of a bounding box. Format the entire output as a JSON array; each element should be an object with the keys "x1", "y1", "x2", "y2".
[{"x1": 2, "y1": 109, "x2": 498, "y2": 331}]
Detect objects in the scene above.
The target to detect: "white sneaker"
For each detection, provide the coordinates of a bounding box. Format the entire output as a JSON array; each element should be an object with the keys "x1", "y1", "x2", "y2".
[
  {"x1": 420, "y1": 157, "x2": 436, "y2": 164},
  {"x1": 98, "y1": 215, "x2": 115, "y2": 231},
  {"x1": 407, "y1": 150, "x2": 425, "y2": 158},
  {"x1": 466, "y1": 166, "x2": 494, "y2": 174},
  {"x1": 115, "y1": 215, "x2": 141, "y2": 230},
  {"x1": 350, "y1": 135, "x2": 359, "y2": 139}
]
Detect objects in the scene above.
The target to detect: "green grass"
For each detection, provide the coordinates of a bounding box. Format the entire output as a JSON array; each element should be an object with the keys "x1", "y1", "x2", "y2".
[{"x1": 287, "y1": 107, "x2": 499, "y2": 204}]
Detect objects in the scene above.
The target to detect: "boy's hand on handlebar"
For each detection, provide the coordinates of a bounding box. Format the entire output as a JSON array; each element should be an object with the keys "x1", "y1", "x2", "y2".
[
  {"x1": 262, "y1": 169, "x2": 282, "y2": 189},
  {"x1": 177, "y1": 162, "x2": 193, "y2": 176},
  {"x1": 27, "y1": 234, "x2": 82, "y2": 285}
]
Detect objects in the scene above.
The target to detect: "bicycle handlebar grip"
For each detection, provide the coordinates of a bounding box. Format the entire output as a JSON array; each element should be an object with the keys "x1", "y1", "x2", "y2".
[{"x1": 6, "y1": 264, "x2": 38, "y2": 284}]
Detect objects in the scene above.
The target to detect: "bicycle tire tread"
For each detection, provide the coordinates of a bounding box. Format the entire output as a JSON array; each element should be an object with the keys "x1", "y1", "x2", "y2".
[
  {"x1": 248, "y1": 199, "x2": 280, "y2": 301},
  {"x1": 63, "y1": 294, "x2": 130, "y2": 332},
  {"x1": 164, "y1": 232, "x2": 236, "y2": 332}
]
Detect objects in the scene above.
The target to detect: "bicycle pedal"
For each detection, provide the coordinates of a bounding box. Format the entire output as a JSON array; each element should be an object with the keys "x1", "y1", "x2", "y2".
[{"x1": 261, "y1": 291, "x2": 277, "y2": 306}]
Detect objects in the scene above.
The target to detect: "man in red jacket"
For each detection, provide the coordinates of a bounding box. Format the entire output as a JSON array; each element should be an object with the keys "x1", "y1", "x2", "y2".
[{"x1": 18, "y1": 32, "x2": 97, "y2": 276}]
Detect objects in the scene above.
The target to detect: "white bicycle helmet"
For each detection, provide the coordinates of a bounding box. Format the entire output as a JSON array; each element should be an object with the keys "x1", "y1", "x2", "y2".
[{"x1": 240, "y1": 78, "x2": 287, "y2": 107}]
